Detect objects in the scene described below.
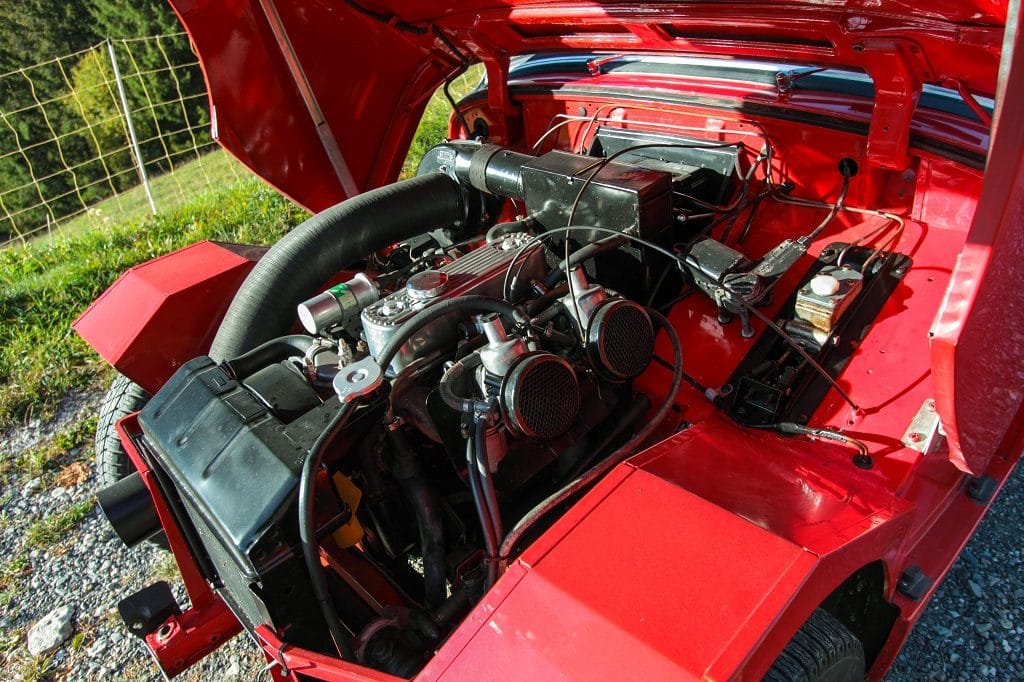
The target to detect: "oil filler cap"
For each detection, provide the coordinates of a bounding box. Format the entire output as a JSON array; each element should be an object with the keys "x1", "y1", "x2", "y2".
[{"x1": 406, "y1": 270, "x2": 448, "y2": 300}]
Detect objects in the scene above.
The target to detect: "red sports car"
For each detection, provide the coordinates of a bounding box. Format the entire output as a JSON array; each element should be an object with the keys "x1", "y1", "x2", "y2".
[{"x1": 75, "y1": 1, "x2": 1023, "y2": 679}]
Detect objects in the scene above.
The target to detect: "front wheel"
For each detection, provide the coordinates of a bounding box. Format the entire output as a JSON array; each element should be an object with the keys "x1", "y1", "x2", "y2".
[
  {"x1": 95, "y1": 373, "x2": 167, "y2": 549},
  {"x1": 95, "y1": 373, "x2": 151, "y2": 488},
  {"x1": 764, "y1": 608, "x2": 865, "y2": 682}
]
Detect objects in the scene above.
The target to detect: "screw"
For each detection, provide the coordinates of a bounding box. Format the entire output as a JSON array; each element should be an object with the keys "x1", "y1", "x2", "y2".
[{"x1": 908, "y1": 432, "x2": 923, "y2": 443}]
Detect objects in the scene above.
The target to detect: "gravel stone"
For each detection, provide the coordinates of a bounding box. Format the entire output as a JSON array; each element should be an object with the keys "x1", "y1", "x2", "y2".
[{"x1": 27, "y1": 605, "x2": 75, "y2": 656}]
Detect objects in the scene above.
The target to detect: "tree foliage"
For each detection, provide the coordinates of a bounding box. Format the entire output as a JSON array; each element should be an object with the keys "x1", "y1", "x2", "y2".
[{"x1": 0, "y1": 0, "x2": 209, "y2": 242}]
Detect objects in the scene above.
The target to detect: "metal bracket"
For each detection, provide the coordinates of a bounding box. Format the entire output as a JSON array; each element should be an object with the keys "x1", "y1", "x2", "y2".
[
  {"x1": 256, "y1": 0, "x2": 359, "y2": 196},
  {"x1": 333, "y1": 356, "x2": 384, "y2": 403},
  {"x1": 901, "y1": 398, "x2": 944, "y2": 454},
  {"x1": 857, "y1": 38, "x2": 926, "y2": 170}
]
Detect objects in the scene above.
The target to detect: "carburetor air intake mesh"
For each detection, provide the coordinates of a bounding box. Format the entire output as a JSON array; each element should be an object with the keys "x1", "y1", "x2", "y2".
[
  {"x1": 587, "y1": 300, "x2": 655, "y2": 381},
  {"x1": 500, "y1": 353, "x2": 580, "y2": 440}
]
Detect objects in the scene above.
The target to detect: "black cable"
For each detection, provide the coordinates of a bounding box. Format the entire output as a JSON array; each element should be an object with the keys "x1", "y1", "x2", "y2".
[
  {"x1": 653, "y1": 354, "x2": 708, "y2": 395},
  {"x1": 503, "y1": 225, "x2": 701, "y2": 303},
  {"x1": 298, "y1": 402, "x2": 357, "y2": 661},
  {"x1": 432, "y1": 27, "x2": 473, "y2": 138},
  {"x1": 376, "y1": 296, "x2": 525, "y2": 372},
  {"x1": 674, "y1": 148, "x2": 765, "y2": 218},
  {"x1": 544, "y1": 235, "x2": 628, "y2": 289},
  {"x1": 504, "y1": 142, "x2": 744, "y2": 301},
  {"x1": 474, "y1": 418, "x2": 503, "y2": 585},
  {"x1": 465, "y1": 428, "x2": 499, "y2": 585},
  {"x1": 802, "y1": 164, "x2": 854, "y2": 243}
]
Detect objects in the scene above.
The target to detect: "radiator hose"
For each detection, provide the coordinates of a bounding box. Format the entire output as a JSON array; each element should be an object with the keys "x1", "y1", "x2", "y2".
[{"x1": 209, "y1": 172, "x2": 469, "y2": 361}]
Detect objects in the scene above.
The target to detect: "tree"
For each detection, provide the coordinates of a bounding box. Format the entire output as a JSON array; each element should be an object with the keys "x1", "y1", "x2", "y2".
[{"x1": 0, "y1": 0, "x2": 209, "y2": 241}]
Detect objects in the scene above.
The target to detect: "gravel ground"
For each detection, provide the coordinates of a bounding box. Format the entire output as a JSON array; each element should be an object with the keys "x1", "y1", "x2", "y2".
[
  {"x1": 0, "y1": 388, "x2": 1020, "y2": 679},
  {"x1": 0, "y1": 390, "x2": 266, "y2": 680}
]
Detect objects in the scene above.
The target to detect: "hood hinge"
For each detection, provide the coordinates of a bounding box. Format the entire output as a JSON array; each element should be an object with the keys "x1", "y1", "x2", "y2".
[{"x1": 858, "y1": 38, "x2": 926, "y2": 170}]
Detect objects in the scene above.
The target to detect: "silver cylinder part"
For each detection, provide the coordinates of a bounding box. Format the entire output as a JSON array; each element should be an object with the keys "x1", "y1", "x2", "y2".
[
  {"x1": 477, "y1": 313, "x2": 528, "y2": 376},
  {"x1": 297, "y1": 273, "x2": 379, "y2": 335},
  {"x1": 560, "y1": 266, "x2": 609, "y2": 333}
]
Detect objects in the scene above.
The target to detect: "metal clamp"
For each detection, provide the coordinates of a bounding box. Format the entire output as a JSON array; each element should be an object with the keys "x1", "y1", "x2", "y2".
[{"x1": 332, "y1": 356, "x2": 384, "y2": 403}]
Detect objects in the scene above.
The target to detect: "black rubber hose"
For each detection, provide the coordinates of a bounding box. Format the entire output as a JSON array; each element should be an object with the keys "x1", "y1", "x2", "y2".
[
  {"x1": 376, "y1": 296, "x2": 524, "y2": 372},
  {"x1": 543, "y1": 235, "x2": 628, "y2": 288},
  {"x1": 486, "y1": 217, "x2": 536, "y2": 244},
  {"x1": 438, "y1": 354, "x2": 489, "y2": 414},
  {"x1": 221, "y1": 334, "x2": 315, "y2": 379},
  {"x1": 466, "y1": 433, "x2": 499, "y2": 586},
  {"x1": 389, "y1": 429, "x2": 447, "y2": 609},
  {"x1": 474, "y1": 419, "x2": 504, "y2": 543},
  {"x1": 209, "y1": 172, "x2": 467, "y2": 361},
  {"x1": 298, "y1": 402, "x2": 357, "y2": 661}
]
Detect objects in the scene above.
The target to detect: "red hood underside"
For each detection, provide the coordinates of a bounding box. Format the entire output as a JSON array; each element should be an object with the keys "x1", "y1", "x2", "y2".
[{"x1": 169, "y1": 0, "x2": 1006, "y2": 210}]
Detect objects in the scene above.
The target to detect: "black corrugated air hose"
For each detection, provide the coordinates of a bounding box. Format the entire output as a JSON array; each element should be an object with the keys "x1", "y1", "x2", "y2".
[{"x1": 209, "y1": 172, "x2": 467, "y2": 361}]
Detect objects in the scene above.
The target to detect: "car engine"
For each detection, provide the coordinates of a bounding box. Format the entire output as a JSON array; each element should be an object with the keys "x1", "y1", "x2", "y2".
[{"x1": 100, "y1": 129, "x2": 905, "y2": 676}]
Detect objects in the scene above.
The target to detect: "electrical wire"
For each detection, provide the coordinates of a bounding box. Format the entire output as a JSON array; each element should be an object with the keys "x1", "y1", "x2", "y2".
[
  {"x1": 502, "y1": 225, "x2": 698, "y2": 302},
  {"x1": 738, "y1": 298, "x2": 859, "y2": 411},
  {"x1": 772, "y1": 191, "x2": 906, "y2": 271},
  {"x1": 503, "y1": 141, "x2": 744, "y2": 303},
  {"x1": 432, "y1": 27, "x2": 473, "y2": 138},
  {"x1": 673, "y1": 147, "x2": 766, "y2": 216},
  {"x1": 801, "y1": 169, "x2": 852, "y2": 243}
]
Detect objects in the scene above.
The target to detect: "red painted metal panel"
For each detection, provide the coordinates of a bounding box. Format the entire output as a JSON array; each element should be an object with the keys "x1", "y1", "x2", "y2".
[
  {"x1": 931, "y1": 7, "x2": 1024, "y2": 474},
  {"x1": 166, "y1": 0, "x2": 454, "y2": 210},
  {"x1": 167, "y1": 1, "x2": 1002, "y2": 209},
  {"x1": 422, "y1": 467, "x2": 818, "y2": 680},
  {"x1": 115, "y1": 413, "x2": 242, "y2": 676},
  {"x1": 72, "y1": 241, "x2": 260, "y2": 393}
]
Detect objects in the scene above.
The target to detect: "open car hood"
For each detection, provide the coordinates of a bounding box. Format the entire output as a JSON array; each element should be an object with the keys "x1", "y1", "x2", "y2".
[{"x1": 169, "y1": 0, "x2": 1006, "y2": 209}]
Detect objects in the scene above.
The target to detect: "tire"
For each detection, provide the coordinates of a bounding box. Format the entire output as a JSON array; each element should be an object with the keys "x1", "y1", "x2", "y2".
[
  {"x1": 95, "y1": 374, "x2": 168, "y2": 549},
  {"x1": 764, "y1": 609, "x2": 865, "y2": 682},
  {"x1": 95, "y1": 373, "x2": 151, "y2": 489}
]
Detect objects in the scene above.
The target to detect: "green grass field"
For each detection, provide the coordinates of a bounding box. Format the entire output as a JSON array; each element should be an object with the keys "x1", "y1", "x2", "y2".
[
  {"x1": 0, "y1": 68, "x2": 481, "y2": 431},
  {"x1": 49, "y1": 149, "x2": 249, "y2": 241}
]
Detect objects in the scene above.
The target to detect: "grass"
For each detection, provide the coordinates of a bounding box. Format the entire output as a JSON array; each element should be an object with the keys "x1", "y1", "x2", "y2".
[
  {"x1": 26, "y1": 499, "x2": 96, "y2": 550},
  {"x1": 34, "y1": 150, "x2": 249, "y2": 244},
  {"x1": 0, "y1": 178, "x2": 308, "y2": 429},
  {"x1": 0, "y1": 70, "x2": 473, "y2": 433},
  {"x1": 0, "y1": 552, "x2": 30, "y2": 608},
  {"x1": 401, "y1": 65, "x2": 483, "y2": 178}
]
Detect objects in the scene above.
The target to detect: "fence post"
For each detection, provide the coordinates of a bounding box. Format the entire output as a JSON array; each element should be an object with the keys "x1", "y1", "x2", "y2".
[{"x1": 106, "y1": 39, "x2": 157, "y2": 215}]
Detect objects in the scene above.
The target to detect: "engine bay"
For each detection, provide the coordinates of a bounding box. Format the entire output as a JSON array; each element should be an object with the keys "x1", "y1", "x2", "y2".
[{"x1": 111, "y1": 121, "x2": 917, "y2": 675}]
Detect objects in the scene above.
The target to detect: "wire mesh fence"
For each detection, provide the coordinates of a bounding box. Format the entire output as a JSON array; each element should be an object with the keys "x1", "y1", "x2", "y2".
[{"x1": 0, "y1": 32, "x2": 245, "y2": 246}]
